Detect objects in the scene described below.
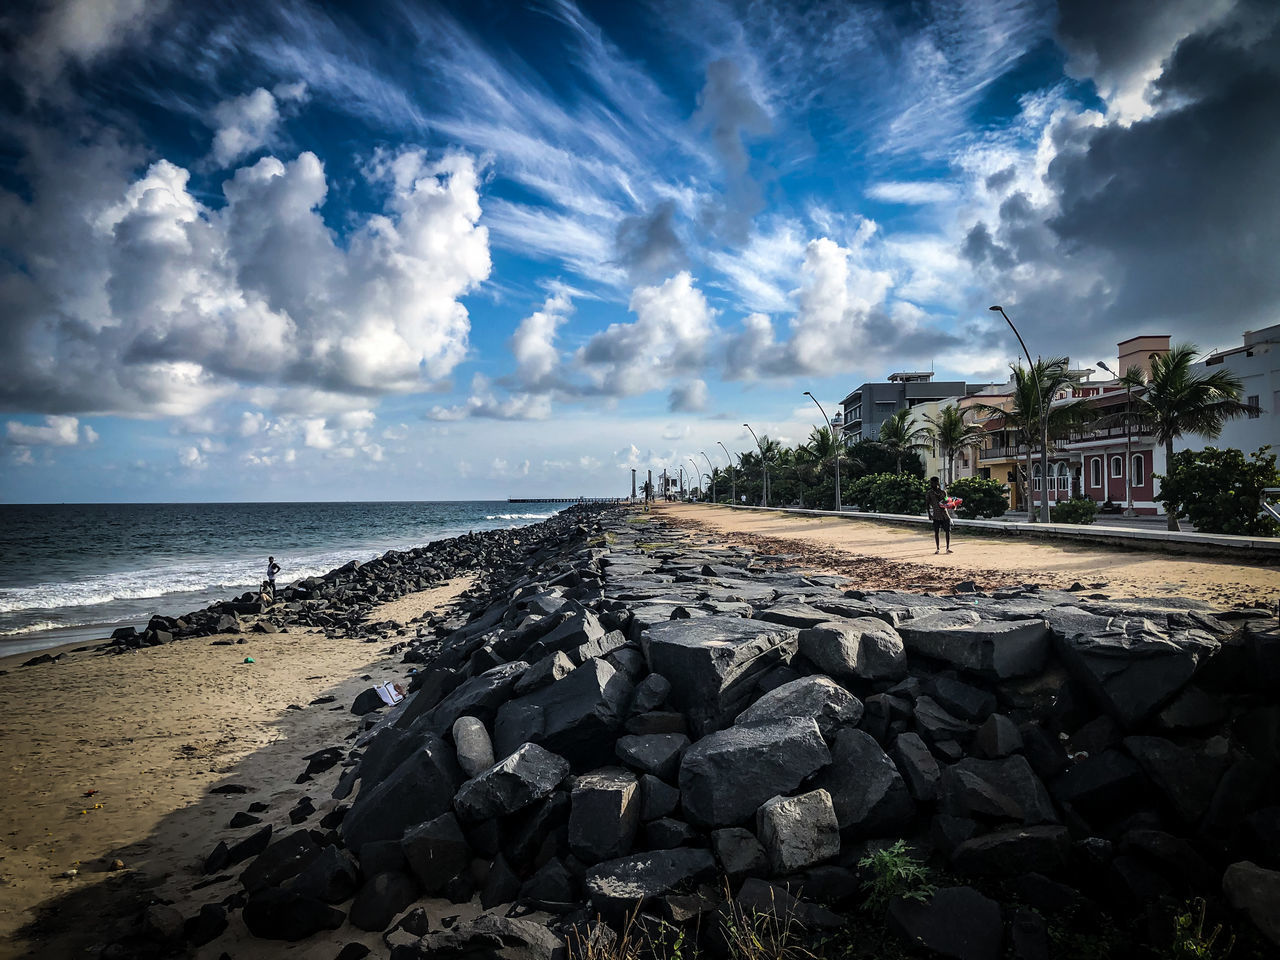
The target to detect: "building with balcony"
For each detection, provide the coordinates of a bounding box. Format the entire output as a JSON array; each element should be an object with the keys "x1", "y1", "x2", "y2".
[
  {"x1": 1176, "y1": 323, "x2": 1278, "y2": 456},
  {"x1": 839, "y1": 372, "x2": 986, "y2": 444}
]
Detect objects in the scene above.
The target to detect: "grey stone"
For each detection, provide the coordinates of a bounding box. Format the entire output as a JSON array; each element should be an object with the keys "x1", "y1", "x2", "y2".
[
  {"x1": 1223, "y1": 861, "x2": 1280, "y2": 948},
  {"x1": 615, "y1": 734, "x2": 690, "y2": 781},
  {"x1": 898, "y1": 612, "x2": 1050, "y2": 679},
  {"x1": 645, "y1": 817, "x2": 699, "y2": 850},
  {"x1": 639, "y1": 775, "x2": 680, "y2": 821},
  {"x1": 283, "y1": 845, "x2": 359, "y2": 904},
  {"x1": 815, "y1": 728, "x2": 914, "y2": 834},
  {"x1": 940, "y1": 756, "x2": 1056, "y2": 825},
  {"x1": 572, "y1": 629, "x2": 628, "y2": 664},
  {"x1": 631, "y1": 673, "x2": 672, "y2": 713},
  {"x1": 930, "y1": 677, "x2": 997, "y2": 722},
  {"x1": 423, "y1": 662, "x2": 529, "y2": 734},
  {"x1": 711, "y1": 827, "x2": 767, "y2": 881},
  {"x1": 798, "y1": 619, "x2": 907, "y2": 681},
  {"x1": 393, "y1": 914, "x2": 567, "y2": 960},
  {"x1": 494, "y1": 658, "x2": 633, "y2": 767},
  {"x1": 679, "y1": 717, "x2": 831, "y2": 828},
  {"x1": 891, "y1": 732, "x2": 941, "y2": 802},
  {"x1": 888, "y1": 885, "x2": 1003, "y2": 960},
  {"x1": 734, "y1": 878, "x2": 846, "y2": 930},
  {"x1": 454, "y1": 743, "x2": 570, "y2": 822},
  {"x1": 756, "y1": 602, "x2": 839, "y2": 630},
  {"x1": 520, "y1": 858, "x2": 575, "y2": 905},
  {"x1": 972, "y1": 714, "x2": 1024, "y2": 760},
  {"x1": 1051, "y1": 612, "x2": 1219, "y2": 728},
  {"x1": 401, "y1": 811, "x2": 471, "y2": 895},
  {"x1": 643, "y1": 616, "x2": 799, "y2": 736},
  {"x1": 757, "y1": 789, "x2": 840, "y2": 875},
  {"x1": 343, "y1": 737, "x2": 463, "y2": 852},
  {"x1": 569, "y1": 767, "x2": 641, "y2": 864},
  {"x1": 452, "y1": 716, "x2": 495, "y2": 778},
  {"x1": 951, "y1": 825, "x2": 1070, "y2": 877},
  {"x1": 584, "y1": 847, "x2": 717, "y2": 918},
  {"x1": 512, "y1": 652, "x2": 575, "y2": 696},
  {"x1": 240, "y1": 829, "x2": 321, "y2": 893},
  {"x1": 735, "y1": 676, "x2": 863, "y2": 738},
  {"x1": 914, "y1": 696, "x2": 974, "y2": 742}
]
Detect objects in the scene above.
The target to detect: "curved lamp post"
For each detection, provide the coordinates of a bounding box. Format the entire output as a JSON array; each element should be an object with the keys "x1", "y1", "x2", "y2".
[
  {"x1": 744, "y1": 423, "x2": 768, "y2": 507},
  {"x1": 700, "y1": 451, "x2": 716, "y2": 504},
  {"x1": 990, "y1": 306, "x2": 1051, "y2": 523},
  {"x1": 1097, "y1": 361, "x2": 1135, "y2": 517},
  {"x1": 688, "y1": 458, "x2": 702, "y2": 499},
  {"x1": 716, "y1": 441, "x2": 736, "y2": 505},
  {"x1": 803, "y1": 391, "x2": 841, "y2": 513}
]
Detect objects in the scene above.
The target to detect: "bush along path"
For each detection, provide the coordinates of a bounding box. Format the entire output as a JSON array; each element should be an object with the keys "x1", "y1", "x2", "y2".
[{"x1": 108, "y1": 504, "x2": 1280, "y2": 958}]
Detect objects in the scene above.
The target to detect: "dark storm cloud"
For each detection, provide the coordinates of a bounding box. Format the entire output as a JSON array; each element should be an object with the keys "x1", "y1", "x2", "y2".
[{"x1": 614, "y1": 199, "x2": 687, "y2": 282}]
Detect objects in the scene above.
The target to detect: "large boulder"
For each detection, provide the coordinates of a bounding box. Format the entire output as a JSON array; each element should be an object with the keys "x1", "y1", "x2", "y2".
[
  {"x1": 342, "y1": 738, "x2": 463, "y2": 853},
  {"x1": 421, "y1": 662, "x2": 529, "y2": 734},
  {"x1": 888, "y1": 886, "x2": 1004, "y2": 960},
  {"x1": 711, "y1": 827, "x2": 768, "y2": 881},
  {"x1": 950, "y1": 825, "x2": 1070, "y2": 877},
  {"x1": 454, "y1": 743, "x2": 570, "y2": 822},
  {"x1": 569, "y1": 767, "x2": 642, "y2": 864},
  {"x1": 401, "y1": 812, "x2": 471, "y2": 895},
  {"x1": 1050, "y1": 612, "x2": 1219, "y2": 728},
  {"x1": 798, "y1": 619, "x2": 907, "y2": 681},
  {"x1": 393, "y1": 914, "x2": 567, "y2": 960},
  {"x1": 1223, "y1": 861, "x2": 1280, "y2": 948},
  {"x1": 815, "y1": 728, "x2": 915, "y2": 834},
  {"x1": 679, "y1": 717, "x2": 831, "y2": 828},
  {"x1": 242, "y1": 888, "x2": 345, "y2": 942},
  {"x1": 892, "y1": 733, "x2": 941, "y2": 802},
  {"x1": 642, "y1": 617, "x2": 800, "y2": 736},
  {"x1": 1123, "y1": 735, "x2": 1229, "y2": 825},
  {"x1": 493, "y1": 658, "x2": 633, "y2": 766},
  {"x1": 898, "y1": 612, "x2": 1050, "y2": 679},
  {"x1": 584, "y1": 848, "x2": 718, "y2": 919},
  {"x1": 940, "y1": 756, "x2": 1057, "y2": 826},
  {"x1": 452, "y1": 716, "x2": 495, "y2": 778},
  {"x1": 735, "y1": 676, "x2": 863, "y2": 737},
  {"x1": 615, "y1": 734, "x2": 690, "y2": 781},
  {"x1": 757, "y1": 789, "x2": 840, "y2": 875}
]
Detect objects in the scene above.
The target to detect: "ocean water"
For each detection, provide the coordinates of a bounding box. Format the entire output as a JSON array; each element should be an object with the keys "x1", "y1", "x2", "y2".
[{"x1": 0, "y1": 501, "x2": 562, "y2": 657}]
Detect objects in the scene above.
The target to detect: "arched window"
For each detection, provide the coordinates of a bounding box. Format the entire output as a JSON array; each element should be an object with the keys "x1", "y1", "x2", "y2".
[
  {"x1": 1032, "y1": 463, "x2": 1042, "y2": 491},
  {"x1": 1056, "y1": 463, "x2": 1069, "y2": 490},
  {"x1": 1110, "y1": 455, "x2": 1124, "y2": 479},
  {"x1": 1131, "y1": 454, "x2": 1144, "y2": 487},
  {"x1": 1090, "y1": 457, "x2": 1101, "y2": 488}
]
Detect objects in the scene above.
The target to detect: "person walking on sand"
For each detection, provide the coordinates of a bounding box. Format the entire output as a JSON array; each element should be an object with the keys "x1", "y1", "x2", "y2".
[{"x1": 926, "y1": 477, "x2": 953, "y2": 554}]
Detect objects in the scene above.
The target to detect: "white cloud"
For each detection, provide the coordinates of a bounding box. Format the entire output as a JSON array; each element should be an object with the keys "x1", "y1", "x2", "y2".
[
  {"x1": 178, "y1": 445, "x2": 205, "y2": 469},
  {"x1": 20, "y1": 0, "x2": 169, "y2": 96},
  {"x1": 577, "y1": 272, "x2": 716, "y2": 396},
  {"x1": 428, "y1": 374, "x2": 553, "y2": 421},
  {"x1": 669, "y1": 379, "x2": 710, "y2": 412},
  {"x1": 6, "y1": 415, "x2": 84, "y2": 446},
  {"x1": 866, "y1": 181, "x2": 957, "y2": 204},
  {"x1": 510, "y1": 292, "x2": 573, "y2": 389},
  {"x1": 1, "y1": 139, "x2": 490, "y2": 416},
  {"x1": 210, "y1": 86, "x2": 306, "y2": 167}
]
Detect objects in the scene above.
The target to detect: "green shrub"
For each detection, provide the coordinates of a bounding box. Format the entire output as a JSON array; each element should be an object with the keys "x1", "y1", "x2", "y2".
[
  {"x1": 858, "y1": 839, "x2": 934, "y2": 913},
  {"x1": 1050, "y1": 497, "x2": 1098, "y2": 525},
  {"x1": 845, "y1": 475, "x2": 878, "y2": 510},
  {"x1": 869, "y1": 474, "x2": 927, "y2": 514},
  {"x1": 1158, "y1": 446, "x2": 1280, "y2": 536},
  {"x1": 946, "y1": 477, "x2": 1008, "y2": 518}
]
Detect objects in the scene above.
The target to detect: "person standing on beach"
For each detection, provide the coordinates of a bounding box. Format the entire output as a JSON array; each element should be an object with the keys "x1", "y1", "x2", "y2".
[
  {"x1": 926, "y1": 478, "x2": 953, "y2": 555},
  {"x1": 266, "y1": 556, "x2": 281, "y2": 588}
]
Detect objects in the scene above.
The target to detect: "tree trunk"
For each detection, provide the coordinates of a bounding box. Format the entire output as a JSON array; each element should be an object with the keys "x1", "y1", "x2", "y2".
[{"x1": 1165, "y1": 437, "x2": 1180, "y2": 531}]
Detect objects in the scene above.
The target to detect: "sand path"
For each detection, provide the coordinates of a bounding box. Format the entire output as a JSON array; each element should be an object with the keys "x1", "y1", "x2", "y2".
[
  {"x1": 0, "y1": 576, "x2": 473, "y2": 959},
  {"x1": 658, "y1": 503, "x2": 1280, "y2": 607}
]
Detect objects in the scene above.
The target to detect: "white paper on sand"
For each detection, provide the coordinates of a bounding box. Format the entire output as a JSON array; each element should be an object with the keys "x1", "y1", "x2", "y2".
[{"x1": 374, "y1": 681, "x2": 404, "y2": 706}]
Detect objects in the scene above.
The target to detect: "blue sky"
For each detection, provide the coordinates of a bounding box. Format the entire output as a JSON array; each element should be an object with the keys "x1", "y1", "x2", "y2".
[{"x1": 2, "y1": 0, "x2": 1276, "y2": 501}]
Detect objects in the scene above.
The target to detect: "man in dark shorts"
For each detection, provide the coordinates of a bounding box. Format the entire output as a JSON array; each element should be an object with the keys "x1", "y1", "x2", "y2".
[{"x1": 925, "y1": 477, "x2": 952, "y2": 554}]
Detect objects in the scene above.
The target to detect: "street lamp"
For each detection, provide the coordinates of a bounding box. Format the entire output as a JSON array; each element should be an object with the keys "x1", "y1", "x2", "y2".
[
  {"x1": 700, "y1": 451, "x2": 716, "y2": 504},
  {"x1": 990, "y1": 306, "x2": 1051, "y2": 523},
  {"x1": 744, "y1": 423, "x2": 768, "y2": 507},
  {"x1": 688, "y1": 458, "x2": 702, "y2": 499},
  {"x1": 1097, "y1": 361, "x2": 1135, "y2": 517},
  {"x1": 717, "y1": 441, "x2": 736, "y2": 505},
  {"x1": 804, "y1": 391, "x2": 841, "y2": 513}
]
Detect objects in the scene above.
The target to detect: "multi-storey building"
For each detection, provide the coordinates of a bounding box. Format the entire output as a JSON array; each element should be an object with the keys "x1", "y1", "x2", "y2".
[
  {"x1": 1177, "y1": 323, "x2": 1278, "y2": 456},
  {"x1": 839, "y1": 372, "x2": 986, "y2": 444}
]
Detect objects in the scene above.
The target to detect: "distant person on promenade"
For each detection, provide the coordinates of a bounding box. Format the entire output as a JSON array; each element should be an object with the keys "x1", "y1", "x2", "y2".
[{"x1": 926, "y1": 478, "x2": 953, "y2": 555}]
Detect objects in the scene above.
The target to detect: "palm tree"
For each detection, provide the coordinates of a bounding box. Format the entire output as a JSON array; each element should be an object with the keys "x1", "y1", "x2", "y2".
[
  {"x1": 876, "y1": 408, "x2": 931, "y2": 474},
  {"x1": 923, "y1": 404, "x2": 988, "y2": 485},
  {"x1": 758, "y1": 435, "x2": 783, "y2": 505},
  {"x1": 970, "y1": 358, "x2": 1093, "y2": 519},
  {"x1": 1128, "y1": 343, "x2": 1248, "y2": 531}
]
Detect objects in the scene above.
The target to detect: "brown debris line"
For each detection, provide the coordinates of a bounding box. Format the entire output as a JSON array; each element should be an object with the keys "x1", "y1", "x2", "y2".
[{"x1": 661, "y1": 512, "x2": 1068, "y2": 595}]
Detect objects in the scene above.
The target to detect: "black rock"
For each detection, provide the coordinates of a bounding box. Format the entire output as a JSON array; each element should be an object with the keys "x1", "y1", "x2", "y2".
[
  {"x1": 678, "y1": 717, "x2": 831, "y2": 828},
  {"x1": 583, "y1": 847, "x2": 717, "y2": 920},
  {"x1": 390, "y1": 914, "x2": 567, "y2": 960},
  {"x1": 569, "y1": 767, "x2": 641, "y2": 864},
  {"x1": 242, "y1": 888, "x2": 345, "y2": 941},
  {"x1": 898, "y1": 613, "x2": 1049, "y2": 680},
  {"x1": 184, "y1": 903, "x2": 228, "y2": 946},
  {"x1": 816, "y1": 728, "x2": 914, "y2": 835},
  {"x1": 735, "y1": 676, "x2": 863, "y2": 738},
  {"x1": 639, "y1": 775, "x2": 680, "y2": 821},
  {"x1": 343, "y1": 736, "x2": 463, "y2": 852},
  {"x1": 891, "y1": 732, "x2": 941, "y2": 803},
  {"x1": 286, "y1": 844, "x2": 361, "y2": 903},
  {"x1": 940, "y1": 755, "x2": 1056, "y2": 826},
  {"x1": 951, "y1": 825, "x2": 1071, "y2": 877},
  {"x1": 402, "y1": 812, "x2": 471, "y2": 895},
  {"x1": 229, "y1": 812, "x2": 262, "y2": 828},
  {"x1": 711, "y1": 827, "x2": 767, "y2": 880},
  {"x1": 614, "y1": 734, "x2": 689, "y2": 781},
  {"x1": 887, "y1": 885, "x2": 1003, "y2": 960},
  {"x1": 240, "y1": 829, "x2": 322, "y2": 893},
  {"x1": 348, "y1": 870, "x2": 419, "y2": 932},
  {"x1": 225, "y1": 824, "x2": 273, "y2": 867},
  {"x1": 454, "y1": 743, "x2": 570, "y2": 822},
  {"x1": 797, "y1": 618, "x2": 907, "y2": 681}
]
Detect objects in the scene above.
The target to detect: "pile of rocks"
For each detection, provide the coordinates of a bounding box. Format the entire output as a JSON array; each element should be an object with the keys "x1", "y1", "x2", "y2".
[{"x1": 167, "y1": 506, "x2": 1280, "y2": 958}]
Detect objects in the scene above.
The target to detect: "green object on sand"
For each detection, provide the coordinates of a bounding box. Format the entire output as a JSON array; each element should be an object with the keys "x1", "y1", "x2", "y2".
[{"x1": 243, "y1": 656, "x2": 255, "y2": 664}]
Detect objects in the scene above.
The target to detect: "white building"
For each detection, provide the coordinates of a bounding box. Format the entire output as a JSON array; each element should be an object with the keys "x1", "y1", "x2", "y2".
[{"x1": 1177, "y1": 324, "x2": 1280, "y2": 456}]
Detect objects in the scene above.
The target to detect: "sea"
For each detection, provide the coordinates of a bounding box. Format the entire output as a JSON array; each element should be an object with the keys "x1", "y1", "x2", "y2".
[{"x1": 0, "y1": 501, "x2": 563, "y2": 658}]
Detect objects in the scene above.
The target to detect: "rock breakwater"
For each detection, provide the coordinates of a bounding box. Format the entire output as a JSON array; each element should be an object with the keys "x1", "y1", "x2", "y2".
[{"x1": 104, "y1": 505, "x2": 1280, "y2": 958}]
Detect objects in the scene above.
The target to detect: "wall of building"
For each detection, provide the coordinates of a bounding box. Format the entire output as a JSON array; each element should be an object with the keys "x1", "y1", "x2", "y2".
[{"x1": 1176, "y1": 324, "x2": 1279, "y2": 457}]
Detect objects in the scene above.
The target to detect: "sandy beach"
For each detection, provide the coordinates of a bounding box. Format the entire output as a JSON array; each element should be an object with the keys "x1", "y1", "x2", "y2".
[
  {"x1": 658, "y1": 503, "x2": 1280, "y2": 607},
  {"x1": 0, "y1": 577, "x2": 473, "y2": 960}
]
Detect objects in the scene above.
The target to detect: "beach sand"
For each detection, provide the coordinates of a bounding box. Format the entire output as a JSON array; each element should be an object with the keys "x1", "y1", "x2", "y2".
[
  {"x1": 658, "y1": 503, "x2": 1280, "y2": 606},
  {"x1": 0, "y1": 576, "x2": 474, "y2": 959}
]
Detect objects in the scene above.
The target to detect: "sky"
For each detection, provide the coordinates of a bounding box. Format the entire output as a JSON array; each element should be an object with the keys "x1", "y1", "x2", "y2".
[{"x1": 1, "y1": 0, "x2": 1277, "y2": 502}]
